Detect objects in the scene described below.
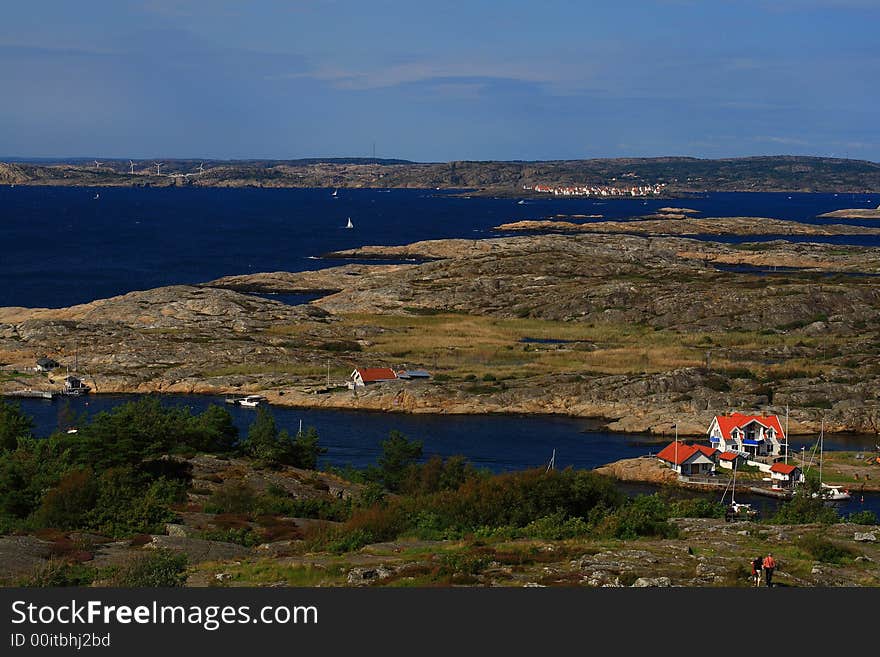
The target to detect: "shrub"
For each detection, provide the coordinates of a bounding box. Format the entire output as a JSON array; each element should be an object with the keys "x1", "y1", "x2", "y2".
[
  {"x1": 520, "y1": 511, "x2": 591, "y2": 540},
  {"x1": 846, "y1": 510, "x2": 877, "y2": 525},
  {"x1": 18, "y1": 561, "x2": 99, "y2": 587},
  {"x1": 668, "y1": 497, "x2": 726, "y2": 519},
  {"x1": 204, "y1": 480, "x2": 259, "y2": 514},
  {"x1": 596, "y1": 494, "x2": 678, "y2": 540},
  {"x1": 112, "y1": 549, "x2": 188, "y2": 587},
  {"x1": 199, "y1": 527, "x2": 263, "y2": 547},
  {"x1": 797, "y1": 533, "x2": 855, "y2": 564},
  {"x1": 772, "y1": 494, "x2": 839, "y2": 525},
  {"x1": 35, "y1": 468, "x2": 98, "y2": 529}
]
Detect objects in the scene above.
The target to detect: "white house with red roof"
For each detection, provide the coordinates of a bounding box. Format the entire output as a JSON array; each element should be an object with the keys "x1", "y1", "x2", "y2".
[
  {"x1": 707, "y1": 413, "x2": 785, "y2": 458},
  {"x1": 769, "y1": 462, "x2": 804, "y2": 488},
  {"x1": 656, "y1": 442, "x2": 718, "y2": 476},
  {"x1": 349, "y1": 367, "x2": 399, "y2": 388},
  {"x1": 717, "y1": 451, "x2": 746, "y2": 470}
]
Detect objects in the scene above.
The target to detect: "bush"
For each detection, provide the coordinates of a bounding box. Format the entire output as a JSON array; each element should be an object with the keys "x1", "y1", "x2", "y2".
[
  {"x1": 596, "y1": 494, "x2": 679, "y2": 540},
  {"x1": 204, "y1": 480, "x2": 259, "y2": 514},
  {"x1": 18, "y1": 561, "x2": 100, "y2": 587},
  {"x1": 520, "y1": 511, "x2": 591, "y2": 540},
  {"x1": 112, "y1": 549, "x2": 188, "y2": 587},
  {"x1": 798, "y1": 533, "x2": 855, "y2": 564},
  {"x1": 35, "y1": 468, "x2": 97, "y2": 529},
  {"x1": 199, "y1": 527, "x2": 263, "y2": 547},
  {"x1": 315, "y1": 469, "x2": 623, "y2": 551},
  {"x1": 668, "y1": 497, "x2": 726, "y2": 519},
  {"x1": 846, "y1": 510, "x2": 877, "y2": 525},
  {"x1": 772, "y1": 494, "x2": 839, "y2": 525}
]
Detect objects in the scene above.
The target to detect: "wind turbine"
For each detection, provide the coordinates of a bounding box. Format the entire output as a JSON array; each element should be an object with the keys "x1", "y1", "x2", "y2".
[
  {"x1": 154, "y1": 162, "x2": 163, "y2": 176},
  {"x1": 197, "y1": 163, "x2": 205, "y2": 175},
  {"x1": 93, "y1": 160, "x2": 102, "y2": 170},
  {"x1": 129, "y1": 160, "x2": 135, "y2": 175}
]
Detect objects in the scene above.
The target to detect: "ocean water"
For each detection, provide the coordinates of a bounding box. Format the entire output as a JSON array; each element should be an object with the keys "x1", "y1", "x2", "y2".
[{"x1": 0, "y1": 186, "x2": 877, "y2": 309}]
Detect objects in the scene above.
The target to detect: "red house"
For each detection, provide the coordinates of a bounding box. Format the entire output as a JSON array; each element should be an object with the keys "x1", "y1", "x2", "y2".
[{"x1": 350, "y1": 367, "x2": 398, "y2": 388}]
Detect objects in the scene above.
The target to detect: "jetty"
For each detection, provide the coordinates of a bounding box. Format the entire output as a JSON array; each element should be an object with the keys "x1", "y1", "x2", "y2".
[
  {"x1": 4, "y1": 390, "x2": 57, "y2": 399},
  {"x1": 746, "y1": 486, "x2": 794, "y2": 500}
]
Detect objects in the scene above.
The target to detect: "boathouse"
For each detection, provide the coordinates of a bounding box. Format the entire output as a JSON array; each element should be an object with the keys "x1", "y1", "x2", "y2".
[
  {"x1": 707, "y1": 413, "x2": 785, "y2": 458},
  {"x1": 656, "y1": 442, "x2": 718, "y2": 476},
  {"x1": 350, "y1": 367, "x2": 399, "y2": 388},
  {"x1": 769, "y1": 463, "x2": 804, "y2": 487},
  {"x1": 35, "y1": 357, "x2": 60, "y2": 372},
  {"x1": 717, "y1": 451, "x2": 746, "y2": 470}
]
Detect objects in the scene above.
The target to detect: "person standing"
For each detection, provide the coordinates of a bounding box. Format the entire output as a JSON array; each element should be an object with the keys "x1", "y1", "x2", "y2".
[
  {"x1": 751, "y1": 556, "x2": 763, "y2": 587},
  {"x1": 762, "y1": 553, "x2": 777, "y2": 587}
]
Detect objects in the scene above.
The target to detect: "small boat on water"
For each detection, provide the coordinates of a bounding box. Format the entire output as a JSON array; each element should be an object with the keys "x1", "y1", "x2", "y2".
[
  {"x1": 332, "y1": 189, "x2": 338, "y2": 197},
  {"x1": 345, "y1": 217, "x2": 354, "y2": 229},
  {"x1": 238, "y1": 395, "x2": 266, "y2": 408},
  {"x1": 810, "y1": 419, "x2": 851, "y2": 501}
]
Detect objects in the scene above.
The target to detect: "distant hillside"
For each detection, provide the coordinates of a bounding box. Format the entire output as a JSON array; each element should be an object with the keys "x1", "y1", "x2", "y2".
[{"x1": 1, "y1": 155, "x2": 878, "y2": 193}]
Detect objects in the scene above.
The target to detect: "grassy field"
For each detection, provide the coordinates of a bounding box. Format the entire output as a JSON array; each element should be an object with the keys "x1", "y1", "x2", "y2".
[{"x1": 315, "y1": 313, "x2": 859, "y2": 382}]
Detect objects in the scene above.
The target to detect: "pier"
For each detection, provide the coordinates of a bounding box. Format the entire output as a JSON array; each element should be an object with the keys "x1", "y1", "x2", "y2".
[{"x1": 4, "y1": 390, "x2": 57, "y2": 399}]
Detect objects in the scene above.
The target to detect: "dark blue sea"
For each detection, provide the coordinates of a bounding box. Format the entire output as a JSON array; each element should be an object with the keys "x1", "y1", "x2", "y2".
[{"x1": 0, "y1": 186, "x2": 878, "y2": 308}]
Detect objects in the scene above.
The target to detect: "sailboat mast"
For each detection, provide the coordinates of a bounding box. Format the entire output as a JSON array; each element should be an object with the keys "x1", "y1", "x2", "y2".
[{"x1": 785, "y1": 405, "x2": 789, "y2": 464}]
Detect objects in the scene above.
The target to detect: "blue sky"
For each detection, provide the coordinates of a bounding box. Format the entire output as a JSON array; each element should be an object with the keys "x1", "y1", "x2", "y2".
[{"x1": 1, "y1": 0, "x2": 877, "y2": 161}]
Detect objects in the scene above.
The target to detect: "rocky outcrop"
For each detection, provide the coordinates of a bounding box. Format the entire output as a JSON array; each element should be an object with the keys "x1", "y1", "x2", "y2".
[
  {"x1": 819, "y1": 207, "x2": 880, "y2": 219},
  {"x1": 495, "y1": 216, "x2": 880, "y2": 236}
]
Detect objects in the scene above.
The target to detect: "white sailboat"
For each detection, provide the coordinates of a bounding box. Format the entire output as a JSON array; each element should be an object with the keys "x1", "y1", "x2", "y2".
[
  {"x1": 722, "y1": 456, "x2": 757, "y2": 520},
  {"x1": 345, "y1": 217, "x2": 354, "y2": 229},
  {"x1": 332, "y1": 188, "x2": 338, "y2": 197},
  {"x1": 811, "y1": 419, "x2": 851, "y2": 501}
]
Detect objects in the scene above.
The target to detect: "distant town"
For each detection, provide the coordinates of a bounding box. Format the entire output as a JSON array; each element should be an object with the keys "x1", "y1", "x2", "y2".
[{"x1": 526, "y1": 182, "x2": 667, "y2": 197}]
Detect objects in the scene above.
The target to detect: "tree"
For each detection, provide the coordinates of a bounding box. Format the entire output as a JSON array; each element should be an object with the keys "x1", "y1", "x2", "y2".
[
  {"x1": 194, "y1": 405, "x2": 238, "y2": 452},
  {"x1": 292, "y1": 426, "x2": 327, "y2": 470},
  {"x1": 372, "y1": 430, "x2": 423, "y2": 492},
  {"x1": 241, "y1": 407, "x2": 294, "y2": 466},
  {"x1": 0, "y1": 401, "x2": 34, "y2": 452}
]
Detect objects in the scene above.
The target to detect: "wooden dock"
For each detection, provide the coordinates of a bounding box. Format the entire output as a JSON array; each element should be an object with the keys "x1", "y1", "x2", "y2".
[
  {"x1": 4, "y1": 390, "x2": 57, "y2": 399},
  {"x1": 747, "y1": 486, "x2": 794, "y2": 500}
]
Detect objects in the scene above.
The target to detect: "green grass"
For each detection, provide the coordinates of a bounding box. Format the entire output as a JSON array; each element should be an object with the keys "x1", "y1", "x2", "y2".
[{"x1": 219, "y1": 560, "x2": 348, "y2": 586}]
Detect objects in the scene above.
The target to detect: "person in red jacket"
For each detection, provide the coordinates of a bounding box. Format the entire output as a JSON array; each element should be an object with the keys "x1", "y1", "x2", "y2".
[{"x1": 762, "y1": 553, "x2": 777, "y2": 587}]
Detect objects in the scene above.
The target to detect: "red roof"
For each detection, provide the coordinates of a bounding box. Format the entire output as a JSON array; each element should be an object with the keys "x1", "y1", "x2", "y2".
[
  {"x1": 656, "y1": 442, "x2": 716, "y2": 465},
  {"x1": 770, "y1": 463, "x2": 799, "y2": 475},
  {"x1": 713, "y1": 413, "x2": 785, "y2": 441},
  {"x1": 693, "y1": 444, "x2": 719, "y2": 459},
  {"x1": 719, "y1": 451, "x2": 740, "y2": 461},
  {"x1": 355, "y1": 367, "x2": 398, "y2": 383}
]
